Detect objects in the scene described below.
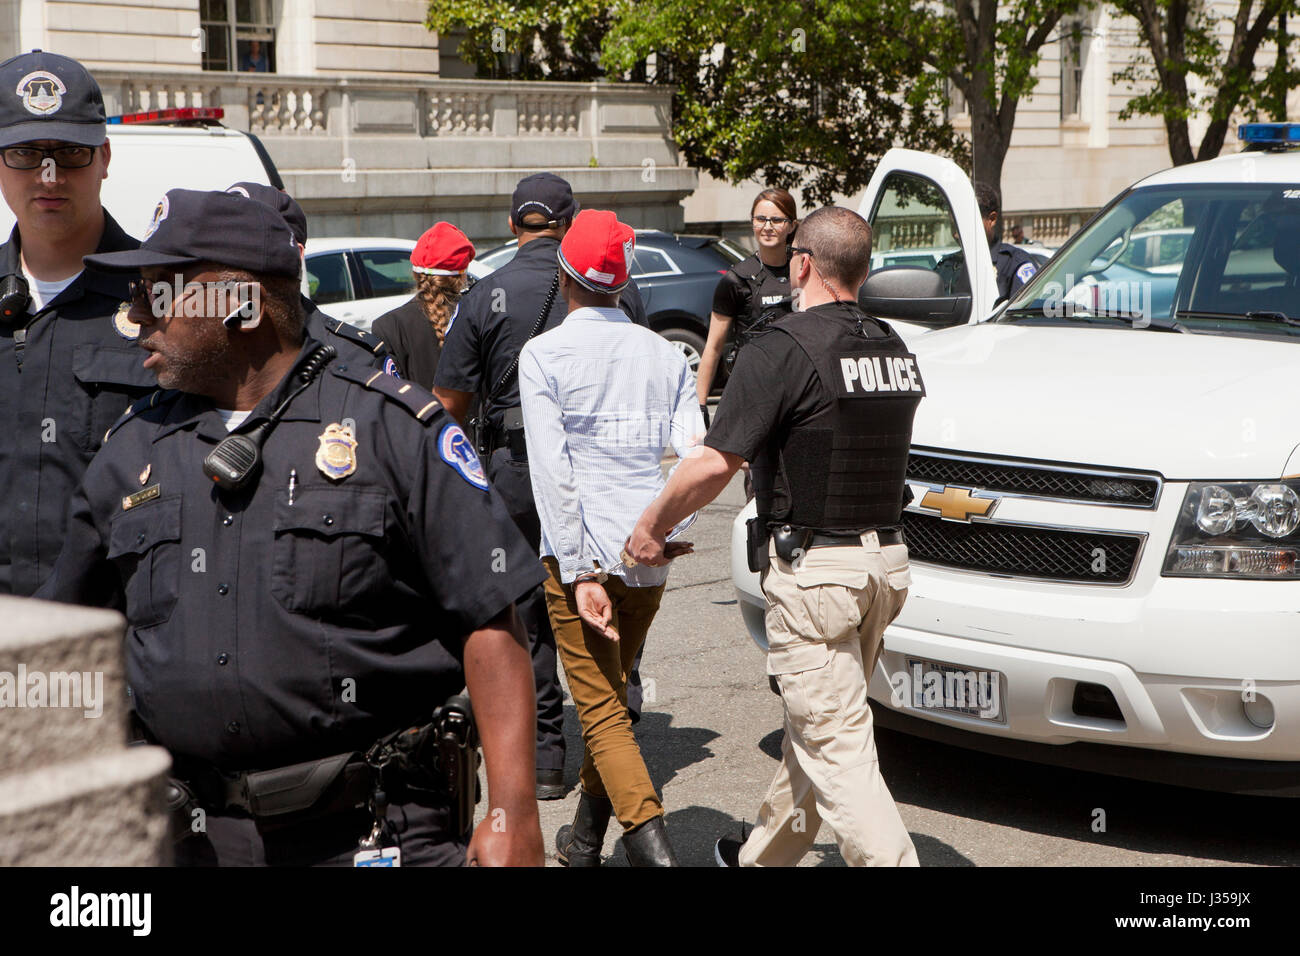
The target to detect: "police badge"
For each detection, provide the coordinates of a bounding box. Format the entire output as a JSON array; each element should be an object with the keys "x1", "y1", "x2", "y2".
[
  {"x1": 112, "y1": 302, "x2": 139, "y2": 340},
  {"x1": 315, "y1": 422, "x2": 358, "y2": 480}
]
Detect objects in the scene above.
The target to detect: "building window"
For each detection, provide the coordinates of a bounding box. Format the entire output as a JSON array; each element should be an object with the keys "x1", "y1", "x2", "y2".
[
  {"x1": 946, "y1": 77, "x2": 968, "y2": 121},
  {"x1": 1060, "y1": 25, "x2": 1082, "y2": 120},
  {"x1": 201, "y1": 0, "x2": 275, "y2": 73}
]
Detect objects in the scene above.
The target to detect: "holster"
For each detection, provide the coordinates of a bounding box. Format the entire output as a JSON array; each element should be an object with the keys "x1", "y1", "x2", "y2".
[
  {"x1": 501, "y1": 405, "x2": 527, "y2": 460},
  {"x1": 772, "y1": 524, "x2": 814, "y2": 564},
  {"x1": 746, "y1": 515, "x2": 771, "y2": 573},
  {"x1": 468, "y1": 414, "x2": 494, "y2": 458}
]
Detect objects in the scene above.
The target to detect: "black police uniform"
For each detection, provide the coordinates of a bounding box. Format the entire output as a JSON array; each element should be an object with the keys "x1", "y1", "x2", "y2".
[
  {"x1": 434, "y1": 236, "x2": 649, "y2": 770},
  {"x1": 372, "y1": 294, "x2": 447, "y2": 390},
  {"x1": 0, "y1": 213, "x2": 152, "y2": 595},
  {"x1": 992, "y1": 241, "x2": 1039, "y2": 302},
  {"x1": 705, "y1": 299, "x2": 925, "y2": 541},
  {"x1": 39, "y1": 339, "x2": 545, "y2": 866},
  {"x1": 302, "y1": 297, "x2": 397, "y2": 375},
  {"x1": 712, "y1": 252, "x2": 793, "y2": 374}
]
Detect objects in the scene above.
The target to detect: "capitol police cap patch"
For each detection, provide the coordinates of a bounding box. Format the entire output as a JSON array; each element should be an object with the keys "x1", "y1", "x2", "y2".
[{"x1": 0, "y1": 50, "x2": 107, "y2": 149}]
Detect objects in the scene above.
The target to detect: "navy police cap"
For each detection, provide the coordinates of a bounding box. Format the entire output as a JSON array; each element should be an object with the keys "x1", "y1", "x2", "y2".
[
  {"x1": 0, "y1": 50, "x2": 107, "y2": 149},
  {"x1": 227, "y1": 181, "x2": 308, "y2": 246},
  {"x1": 84, "y1": 188, "x2": 302, "y2": 277}
]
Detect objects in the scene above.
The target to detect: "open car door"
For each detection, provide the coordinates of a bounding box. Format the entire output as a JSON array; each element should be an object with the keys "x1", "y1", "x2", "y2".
[{"x1": 856, "y1": 149, "x2": 997, "y2": 336}]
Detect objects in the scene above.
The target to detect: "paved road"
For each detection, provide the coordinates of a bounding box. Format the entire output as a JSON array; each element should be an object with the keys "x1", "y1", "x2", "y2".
[{"x1": 489, "y1": 471, "x2": 1298, "y2": 868}]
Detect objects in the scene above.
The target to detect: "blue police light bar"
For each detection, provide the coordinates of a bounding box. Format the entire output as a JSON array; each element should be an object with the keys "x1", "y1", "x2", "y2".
[{"x1": 1238, "y1": 122, "x2": 1300, "y2": 147}]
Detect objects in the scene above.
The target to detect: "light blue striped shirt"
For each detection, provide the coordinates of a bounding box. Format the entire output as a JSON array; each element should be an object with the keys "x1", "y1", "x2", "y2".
[{"x1": 519, "y1": 306, "x2": 706, "y2": 587}]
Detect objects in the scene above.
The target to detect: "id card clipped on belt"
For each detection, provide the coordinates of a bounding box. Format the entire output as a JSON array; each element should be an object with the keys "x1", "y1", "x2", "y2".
[{"x1": 354, "y1": 789, "x2": 401, "y2": 866}]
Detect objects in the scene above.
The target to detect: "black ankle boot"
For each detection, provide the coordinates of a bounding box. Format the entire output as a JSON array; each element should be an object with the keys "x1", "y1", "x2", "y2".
[
  {"x1": 622, "y1": 816, "x2": 679, "y2": 867},
  {"x1": 555, "y1": 792, "x2": 613, "y2": 867}
]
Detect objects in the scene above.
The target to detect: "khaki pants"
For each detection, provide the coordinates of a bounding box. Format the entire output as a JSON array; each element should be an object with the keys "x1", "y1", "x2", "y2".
[
  {"x1": 739, "y1": 533, "x2": 920, "y2": 867},
  {"x1": 541, "y1": 557, "x2": 665, "y2": 831}
]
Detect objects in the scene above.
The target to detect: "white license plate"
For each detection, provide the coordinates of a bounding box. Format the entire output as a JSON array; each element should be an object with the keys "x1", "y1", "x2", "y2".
[{"x1": 905, "y1": 657, "x2": 1006, "y2": 722}]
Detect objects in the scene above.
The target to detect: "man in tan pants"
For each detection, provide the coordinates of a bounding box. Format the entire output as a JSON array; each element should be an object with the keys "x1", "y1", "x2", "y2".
[
  {"x1": 626, "y1": 205, "x2": 922, "y2": 866},
  {"x1": 738, "y1": 536, "x2": 917, "y2": 865}
]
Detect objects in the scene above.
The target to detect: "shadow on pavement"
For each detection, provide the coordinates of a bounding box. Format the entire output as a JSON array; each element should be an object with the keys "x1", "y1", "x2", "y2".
[
  {"x1": 558, "y1": 705, "x2": 721, "y2": 798},
  {"x1": 875, "y1": 722, "x2": 1300, "y2": 866}
]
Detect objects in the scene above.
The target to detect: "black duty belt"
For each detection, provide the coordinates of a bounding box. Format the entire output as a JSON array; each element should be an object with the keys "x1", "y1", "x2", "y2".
[
  {"x1": 169, "y1": 752, "x2": 383, "y2": 825},
  {"x1": 810, "y1": 529, "x2": 904, "y2": 548}
]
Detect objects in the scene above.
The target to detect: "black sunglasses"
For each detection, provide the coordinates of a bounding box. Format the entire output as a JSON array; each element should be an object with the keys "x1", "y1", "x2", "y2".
[{"x1": 0, "y1": 145, "x2": 96, "y2": 170}]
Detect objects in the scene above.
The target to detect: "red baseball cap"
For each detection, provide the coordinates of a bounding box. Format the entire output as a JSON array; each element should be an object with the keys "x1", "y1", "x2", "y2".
[
  {"x1": 411, "y1": 222, "x2": 475, "y2": 276},
  {"x1": 557, "y1": 209, "x2": 635, "y2": 293}
]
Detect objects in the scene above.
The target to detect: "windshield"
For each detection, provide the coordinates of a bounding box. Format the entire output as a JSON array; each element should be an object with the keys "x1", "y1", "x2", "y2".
[{"x1": 999, "y1": 183, "x2": 1300, "y2": 338}]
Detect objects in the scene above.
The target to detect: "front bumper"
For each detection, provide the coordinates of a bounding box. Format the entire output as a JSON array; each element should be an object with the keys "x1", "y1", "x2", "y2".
[{"x1": 731, "y1": 496, "x2": 1300, "y2": 790}]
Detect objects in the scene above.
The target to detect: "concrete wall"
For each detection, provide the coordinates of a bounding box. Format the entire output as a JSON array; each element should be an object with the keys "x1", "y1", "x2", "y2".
[
  {"x1": 0, "y1": 598, "x2": 172, "y2": 866},
  {"x1": 312, "y1": 0, "x2": 438, "y2": 78},
  {"x1": 41, "y1": 0, "x2": 202, "y2": 72}
]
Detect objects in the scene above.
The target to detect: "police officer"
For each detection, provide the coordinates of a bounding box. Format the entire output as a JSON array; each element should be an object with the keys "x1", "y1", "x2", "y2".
[
  {"x1": 432, "y1": 173, "x2": 649, "y2": 798},
  {"x1": 694, "y1": 187, "x2": 799, "y2": 415},
  {"x1": 226, "y1": 180, "x2": 396, "y2": 374},
  {"x1": 0, "y1": 50, "x2": 154, "y2": 596},
  {"x1": 38, "y1": 189, "x2": 545, "y2": 866},
  {"x1": 976, "y1": 182, "x2": 1039, "y2": 303},
  {"x1": 626, "y1": 206, "x2": 922, "y2": 867}
]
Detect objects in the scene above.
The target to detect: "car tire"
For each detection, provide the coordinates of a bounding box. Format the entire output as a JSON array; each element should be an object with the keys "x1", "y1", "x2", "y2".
[{"x1": 658, "y1": 326, "x2": 707, "y2": 380}]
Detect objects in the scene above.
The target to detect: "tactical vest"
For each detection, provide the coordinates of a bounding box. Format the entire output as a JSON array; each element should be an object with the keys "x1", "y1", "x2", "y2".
[
  {"x1": 731, "y1": 254, "x2": 793, "y2": 335},
  {"x1": 751, "y1": 302, "x2": 925, "y2": 533}
]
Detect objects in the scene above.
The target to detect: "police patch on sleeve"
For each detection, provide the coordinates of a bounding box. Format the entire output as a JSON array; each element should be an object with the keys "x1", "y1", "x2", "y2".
[
  {"x1": 1016, "y1": 261, "x2": 1038, "y2": 284},
  {"x1": 438, "y1": 423, "x2": 488, "y2": 490},
  {"x1": 383, "y1": 356, "x2": 401, "y2": 379}
]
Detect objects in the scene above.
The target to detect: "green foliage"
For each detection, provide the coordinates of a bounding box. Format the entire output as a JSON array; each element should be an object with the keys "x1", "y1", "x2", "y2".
[
  {"x1": 1112, "y1": 0, "x2": 1300, "y2": 161},
  {"x1": 601, "y1": 0, "x2": 967, "y2": 205},
  {"x1": 427, "y1": 0, "x2": 613, "y2": 79}
]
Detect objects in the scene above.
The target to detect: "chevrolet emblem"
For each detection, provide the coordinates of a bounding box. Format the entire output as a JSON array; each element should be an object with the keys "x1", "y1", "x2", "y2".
[{"x1": 920, "y1": 486, "x2": 999, "y2": 522}]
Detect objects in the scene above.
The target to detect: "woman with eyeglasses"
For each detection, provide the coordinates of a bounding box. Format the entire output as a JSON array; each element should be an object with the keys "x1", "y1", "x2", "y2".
[{"x1": 695, "y1": 188, "x2": 799, "y2": 412}]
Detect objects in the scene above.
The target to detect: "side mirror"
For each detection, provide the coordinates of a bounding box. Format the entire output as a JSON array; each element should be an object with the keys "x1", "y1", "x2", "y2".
[{"x1": 859, "y1": 266, "x2": 973, "y2": 328}]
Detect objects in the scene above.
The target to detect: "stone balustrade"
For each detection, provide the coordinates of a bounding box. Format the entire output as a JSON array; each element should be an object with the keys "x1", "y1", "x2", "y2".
[
  {"x1": 91, "y1": 70, "x2": 696, "y2": 244},
  {"x1": 96, "y1": 72, "x2": 669, "y2": 142}
]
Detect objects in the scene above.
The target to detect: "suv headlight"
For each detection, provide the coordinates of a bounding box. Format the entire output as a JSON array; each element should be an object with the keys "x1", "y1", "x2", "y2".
[{"x1": 1164, "y1": 481, "x2": 1300, "y2": 578}]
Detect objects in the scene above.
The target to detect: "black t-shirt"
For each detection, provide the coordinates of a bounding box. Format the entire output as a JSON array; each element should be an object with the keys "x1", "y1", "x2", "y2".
[
  {"x1": 712, "y1": 257, "x2": 790, "y2": 325},
  {"x1": 703, "y1": 310, "x2": 826, "y2": 464}
]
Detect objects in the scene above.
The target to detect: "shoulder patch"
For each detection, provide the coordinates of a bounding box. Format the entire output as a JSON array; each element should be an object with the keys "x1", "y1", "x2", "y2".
[
  {"x1": 382, "y1": 355, "x2": 401, "y2": 379},
  {"x1": 331, "y1": 363, "x2": 440, "y2": 422},
  {"x1": 438, "y1": 423, "x2": 488, "y2": 490},
  {"x1": 329, "y1": 318, "x2": 385, "y2": 355},
  {"x1": 1015, "y1": 261, "x2": 1038, "y2": 283},
  {"x1": 103, "y1": 389, "x2": 180, "y2": 443}
]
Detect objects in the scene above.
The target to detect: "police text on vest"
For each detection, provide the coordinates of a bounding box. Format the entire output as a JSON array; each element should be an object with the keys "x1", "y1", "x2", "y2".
[{"x1": 840, "y1": 356, "x2": 921, "y2": 393}]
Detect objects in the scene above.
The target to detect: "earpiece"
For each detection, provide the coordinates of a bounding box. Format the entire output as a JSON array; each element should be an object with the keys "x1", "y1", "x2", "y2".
[
  {"x1": 222, "y1": 282, "x2": 262, "y2": 329},
  {"x1": 222, "y1": 301, "x2": 257, "y2": 329}
]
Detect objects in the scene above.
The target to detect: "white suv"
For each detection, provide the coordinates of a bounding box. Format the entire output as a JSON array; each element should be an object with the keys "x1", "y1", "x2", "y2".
[{"x1": 732, "y1": 125, "x2": 1300, "y2": 796}]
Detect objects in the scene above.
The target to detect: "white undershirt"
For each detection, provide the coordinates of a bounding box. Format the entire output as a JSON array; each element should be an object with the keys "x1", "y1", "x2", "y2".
[
  {"x1": 21, "y1": 264, "x2": 79, "y2": 313},
  {"x1": 217, "y1": 408, "x2": 252, "y2": 432}
]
